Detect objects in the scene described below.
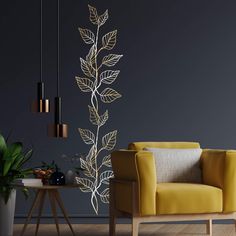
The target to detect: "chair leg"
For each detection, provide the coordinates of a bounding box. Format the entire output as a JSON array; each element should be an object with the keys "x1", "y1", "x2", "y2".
[
  {"x1": 132, "y1": 217, "x2": 139, "y2": 236},
  {"x1": 109, "y1": 180, "x2": 116, "y2": 236},
  {"x1": 109, "y1": 213, "x2": 116, "y2": 236},
  {"x1": 206, "y1": 219, "x2": 212, "y2": 236}
]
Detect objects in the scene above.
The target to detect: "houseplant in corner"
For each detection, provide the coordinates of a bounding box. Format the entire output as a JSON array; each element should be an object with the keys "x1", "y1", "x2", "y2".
[{"x1": 0, "y1": 134, "x2": 33, "y2": 236}]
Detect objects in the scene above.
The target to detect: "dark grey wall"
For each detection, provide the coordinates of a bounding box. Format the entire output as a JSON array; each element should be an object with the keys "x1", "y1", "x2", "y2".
[{"x1": 1, "y1": 0, "x2": 236, "y2": 218}]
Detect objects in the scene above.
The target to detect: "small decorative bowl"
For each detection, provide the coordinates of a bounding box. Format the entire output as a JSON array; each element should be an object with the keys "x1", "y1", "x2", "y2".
[{"x1": 33, "y1": 168, "x2": 54, "y2": 185}]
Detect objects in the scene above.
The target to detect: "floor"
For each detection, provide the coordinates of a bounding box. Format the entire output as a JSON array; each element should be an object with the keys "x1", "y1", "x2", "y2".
[{"x1": 14, "y1": 223, "x2": 236, "y2": 236}]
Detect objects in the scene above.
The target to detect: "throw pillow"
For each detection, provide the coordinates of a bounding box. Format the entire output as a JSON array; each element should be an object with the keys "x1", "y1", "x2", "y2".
[{"x1": 144, "y1": 148, "x2": 202, "y2": 183}]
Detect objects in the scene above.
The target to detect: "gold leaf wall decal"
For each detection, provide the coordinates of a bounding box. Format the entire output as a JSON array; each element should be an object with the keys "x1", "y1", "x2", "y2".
[{"x1": 75, "y1": 5, "x2": 123, "y2": 214}]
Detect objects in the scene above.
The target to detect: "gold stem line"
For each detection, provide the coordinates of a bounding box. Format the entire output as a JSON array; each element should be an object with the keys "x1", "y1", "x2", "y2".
[{"x1": 92, "y1": 24, "x2": 101, "y2": 208}]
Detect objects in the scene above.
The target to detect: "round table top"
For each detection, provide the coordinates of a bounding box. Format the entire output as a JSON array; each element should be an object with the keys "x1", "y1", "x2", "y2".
[{"x1": 14, "y1": 184, "x2": 81, "y2": 189}]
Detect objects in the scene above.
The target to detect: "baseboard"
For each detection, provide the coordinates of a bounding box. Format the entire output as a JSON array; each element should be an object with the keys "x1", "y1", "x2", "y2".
[
  {"x1": 15, "y1": 213, "x2": 109, "y2": 218},
  {"x1": 14, "y1": 214, "x2": 112, "y2": 224},
  {"x1": 14, "y1": 214, "x2": 235, "y2": 224}
]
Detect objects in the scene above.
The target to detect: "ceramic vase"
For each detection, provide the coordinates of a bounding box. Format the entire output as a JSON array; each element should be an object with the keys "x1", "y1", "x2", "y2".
[
  {"x1": 65, "y1": 170, "x2": 77, "y2": 185},
  {"x1": 0, "y1": 189, "x2": 16, "y2": 236}
]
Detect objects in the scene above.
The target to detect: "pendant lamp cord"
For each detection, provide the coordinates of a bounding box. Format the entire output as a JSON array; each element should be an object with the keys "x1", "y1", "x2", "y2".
[
  {"x1": 40, "y1": 0, "x2": 43, "y2": 83},
  {"x1": 57, "y1": 0, "x2": 60, "y2": 97}
]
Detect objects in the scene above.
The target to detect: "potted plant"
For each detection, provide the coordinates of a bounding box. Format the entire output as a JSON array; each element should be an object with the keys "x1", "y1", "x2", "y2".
[{"x1": 0, "y1": 134, "x2": 33, "y2": 236}]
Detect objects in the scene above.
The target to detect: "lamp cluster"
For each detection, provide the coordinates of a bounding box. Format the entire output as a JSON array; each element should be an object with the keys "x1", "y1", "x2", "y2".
[{"x1": 31, "y1": 0, "x2": 68, "y2": 138}]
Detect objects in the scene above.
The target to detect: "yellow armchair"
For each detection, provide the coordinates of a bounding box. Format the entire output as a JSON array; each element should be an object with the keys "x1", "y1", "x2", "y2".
[{"x1": 110, "y1": 142, "x2": 236, "y2": 236}]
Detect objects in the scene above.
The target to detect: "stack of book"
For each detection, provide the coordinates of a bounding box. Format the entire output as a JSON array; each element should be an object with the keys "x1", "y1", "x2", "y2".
[{"x1": 13, "y1": 178, "x2": 43, "y2": 187}]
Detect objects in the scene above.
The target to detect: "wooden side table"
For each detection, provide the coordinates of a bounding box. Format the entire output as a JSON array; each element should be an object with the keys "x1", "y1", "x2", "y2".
[{"x1": 18, "y1": 185, "x2": 79, "y2": 236}]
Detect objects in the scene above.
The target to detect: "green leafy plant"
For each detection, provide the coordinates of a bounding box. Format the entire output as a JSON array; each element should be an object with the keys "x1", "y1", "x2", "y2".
[
  {"x1": 38, "y1": 160, "x2": 57, "y2": 171},
  {"x1": 75, "y1": 5, "x2": 123, "y2": 214},
  {"x1": 0, "y1": 134, "x2": 33, "y2": 203}
]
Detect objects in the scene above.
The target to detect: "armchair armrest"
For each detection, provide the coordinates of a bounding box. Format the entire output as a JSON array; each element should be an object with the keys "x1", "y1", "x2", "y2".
[
  {"x1": 111, "y1": 150, "x2": 156, "y2": 216},
  {"x1": 201, "y1": 149, "x2": 236, "y2": 212}
]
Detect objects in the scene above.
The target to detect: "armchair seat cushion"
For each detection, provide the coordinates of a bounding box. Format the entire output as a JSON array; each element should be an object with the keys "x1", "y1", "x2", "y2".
[{"x1": 156, "y1": 183, "x2": 222, "y2": 214}]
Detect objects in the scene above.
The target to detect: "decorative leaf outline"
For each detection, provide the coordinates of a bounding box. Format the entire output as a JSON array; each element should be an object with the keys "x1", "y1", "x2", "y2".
[
  {"x1": 102, "y1": 54, "x2": 123, "y2": 67},
  {"x1": 100, "y1": 88, "x2": 122, "y2": 103},
  {"x1": 86, "y1": 44, "x2": 97, "y2": 66},
  {"x1": 78, "y1": 128, "x2": 95, "y2": 144},
  {"x1": 102, "y1": 130, "x2": 117, "y2": 151},
  {"x1": 80, "y1": 157, "x2": 96, "y2": 178},
  {"x1": 80, "y1": 58, "x2": 96, "y2": 78},
  {"x1": 80, "y1": 158, "x2": 88, "y2": 170},
  {"x1": 100, "y1": 188, "x2": 110, "y2": 203},
  {"x1": 76, "y1": 177, "x2": 94, "y2": 192},
  {"x1": 100, "y1": 170, "x2": 114, "y2": 185},
  {"x1": 99, "y1": 110, "x2": 109, "y2": 126},
  {"x1": 102, "y1": 30, "x2": 117, "y2": 50},
  {"x1": 88, "y1": 5, "x2": 99, "y2": 25},
  {"x1": 88, "y1": 105, "x2": 100, "y2": 125},
  {"x1": 100, "y1": 70, "x2": 120, "y2": 84},
  {"x1": 85, "y1": 145, "x2": 97, "y2": 168},
  {"x1": 79, "y1": 28, "x2": 95, "y2": 44},
  {"x1": 98, "y1": 10, "x2": 109, "y2": 26},
  {"x1": 76, "y1": 77, "x2": 94, "y2": 92},
  {"x1": 88, "y1": 106, "x2": 109, "y2": 126},
  {"x1": 102, "y1": 155, "x2": 112, "y2": 167}
]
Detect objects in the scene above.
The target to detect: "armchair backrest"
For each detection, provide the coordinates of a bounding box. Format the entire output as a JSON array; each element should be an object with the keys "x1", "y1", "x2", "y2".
[{"x1": 128, "y1": 142, "x2": 200, "y2": 151}]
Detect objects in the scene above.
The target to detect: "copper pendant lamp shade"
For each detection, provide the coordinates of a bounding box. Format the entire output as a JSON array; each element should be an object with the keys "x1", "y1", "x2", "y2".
[
  {"x1": 48, "y1": 123, "x2": 68, "y2": 138},
  {"x1": 31, "y1": 0, "x2": 50, "y2": 113},
  {"x1": 48, "y1": 97, "x2": 68, "y2": 138},
  {"x1": 48, "y1": 0, "x2": 68, "y2": 138}
]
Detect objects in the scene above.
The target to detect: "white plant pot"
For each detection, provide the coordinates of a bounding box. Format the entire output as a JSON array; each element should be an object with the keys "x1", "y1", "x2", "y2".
[
  {"x1": 65, "y1": 170, "x2": 77, "y2": 185},
  {"x1": 0, "y1": 189, "x2": 16, "y2": 236}
]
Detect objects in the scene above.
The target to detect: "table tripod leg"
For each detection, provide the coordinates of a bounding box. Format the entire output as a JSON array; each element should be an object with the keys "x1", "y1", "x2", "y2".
[
  {"x1": 48, "y1": 190, "x2": 60, "y2": 236},
  {"x1": 35, "y1": 190, "x2": 46, "y2": 236},
  {"x1": 54, "y1": 190, "x2": 76, "y2": 236},
  {"x1": 20, "y1": 190, "x2": 41, "y2": 236}
]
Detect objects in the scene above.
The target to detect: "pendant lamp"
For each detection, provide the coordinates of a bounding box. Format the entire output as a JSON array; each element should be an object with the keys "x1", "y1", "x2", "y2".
[
  {"x1": 48, "y1": 0, "x2": 68, "y2": 138},
  {"x1": 31, "y1": 0, "x2": 50, "y2": 113}
]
